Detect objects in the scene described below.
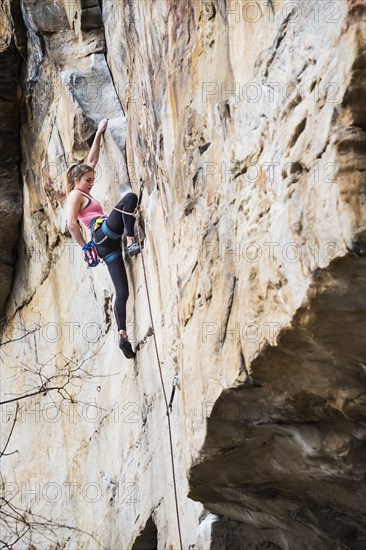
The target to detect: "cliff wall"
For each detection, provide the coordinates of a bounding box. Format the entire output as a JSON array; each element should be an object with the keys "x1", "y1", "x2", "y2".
[{"x1": 1, "y1": 1, "x2": 365, "y2": 549}]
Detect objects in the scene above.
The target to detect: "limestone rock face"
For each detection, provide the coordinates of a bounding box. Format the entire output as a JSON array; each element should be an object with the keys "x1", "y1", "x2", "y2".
[{"x1": 1, "y1": 1, "x2": 365, "y2": 549}]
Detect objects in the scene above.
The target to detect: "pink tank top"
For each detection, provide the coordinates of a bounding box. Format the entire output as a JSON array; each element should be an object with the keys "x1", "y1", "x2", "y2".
[{"x1": 76, "y1": 191, "x2": 105, "y2": 230}]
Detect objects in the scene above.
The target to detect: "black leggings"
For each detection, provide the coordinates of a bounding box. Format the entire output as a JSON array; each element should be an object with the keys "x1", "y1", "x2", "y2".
[{"x1": 92, "y1": 193, "x2": 138, "y2": 331}]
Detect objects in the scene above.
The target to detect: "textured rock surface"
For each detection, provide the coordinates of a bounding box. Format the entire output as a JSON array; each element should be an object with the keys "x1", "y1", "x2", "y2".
[
  {"x1": 1, "y1": 1, "x2": 365, "y2": 549},
  {"x1": 0, "y1": 1, "x2": 23, "y2": 320}
]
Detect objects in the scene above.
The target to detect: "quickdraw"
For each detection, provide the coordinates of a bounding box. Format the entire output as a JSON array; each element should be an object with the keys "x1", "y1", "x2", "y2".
[{"x1": 167, "y1": 375, "x2": 180, "y2": 415}]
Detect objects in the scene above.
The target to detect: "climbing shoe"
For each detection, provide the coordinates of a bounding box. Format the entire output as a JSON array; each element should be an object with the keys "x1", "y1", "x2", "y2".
[
  {"x1": 126, "y1": 242, "x2": 141, "y2": 258},
  {"x1": 119, "y1": 336, "x2": 136, "y2": 359}
]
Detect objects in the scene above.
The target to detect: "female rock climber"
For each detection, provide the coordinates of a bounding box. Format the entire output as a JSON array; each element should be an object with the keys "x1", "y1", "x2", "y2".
[{"x1": 66, "y1": 119, "x2": 140, "y2": 359}]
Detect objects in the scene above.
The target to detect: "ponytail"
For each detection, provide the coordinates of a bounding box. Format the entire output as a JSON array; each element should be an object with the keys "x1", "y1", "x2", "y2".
[{"x1": 65, "y1": 163, "x2": 94, "y2": 194}]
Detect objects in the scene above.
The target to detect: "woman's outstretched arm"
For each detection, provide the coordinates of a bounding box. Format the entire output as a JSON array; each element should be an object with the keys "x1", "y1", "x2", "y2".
[{"x1": 87, "y1": 118, "x2": 108, "y2": 168}]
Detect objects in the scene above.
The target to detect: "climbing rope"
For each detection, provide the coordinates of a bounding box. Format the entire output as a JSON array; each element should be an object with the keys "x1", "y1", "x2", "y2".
[{"x1": 117, "y1": 181, "x2": 184, "y2": 549}]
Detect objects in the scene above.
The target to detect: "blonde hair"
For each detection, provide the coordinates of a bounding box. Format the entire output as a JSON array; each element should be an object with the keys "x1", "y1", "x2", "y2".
[{"x1": 65, "y1": 163, "x2": 94, "y2": 194}]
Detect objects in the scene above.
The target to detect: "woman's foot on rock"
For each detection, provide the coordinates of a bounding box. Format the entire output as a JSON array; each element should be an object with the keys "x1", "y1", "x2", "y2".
[
  {"x1": 126, "y1": 242, "x2": 141, "y2": 257},
  {"x1": 119, "y1": 336, "x2": 136, "y2": 359}
]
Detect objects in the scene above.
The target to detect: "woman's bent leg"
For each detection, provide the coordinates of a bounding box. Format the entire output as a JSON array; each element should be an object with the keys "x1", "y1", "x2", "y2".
[{"x1": 106, "y1": 193, "x2": 138, "y2": 237}]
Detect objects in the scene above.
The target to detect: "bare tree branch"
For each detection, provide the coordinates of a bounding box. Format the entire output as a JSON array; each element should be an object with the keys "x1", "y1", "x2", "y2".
[
  {"x1": 0, "y1": 327, "x2": 39, "y2": 348},
  {"x1": 0, "y1": 335, "x2": 114, "y2": 549},
  {"x1": 0, "y1": 403, "x2": 19, "y2": 458}
]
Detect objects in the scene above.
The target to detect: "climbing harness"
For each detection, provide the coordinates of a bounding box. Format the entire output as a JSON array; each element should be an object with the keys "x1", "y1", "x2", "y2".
[
  {"x1": 89, "y1": 216, "x2": 122, "y2": 265},
  {"x1": 102, "y1": 250, "x2": 122, "y2": 265},
  {"x1": 92, "y1": 217, "x2": 121, "y2": 246}
]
